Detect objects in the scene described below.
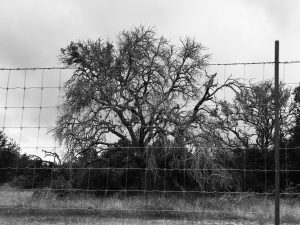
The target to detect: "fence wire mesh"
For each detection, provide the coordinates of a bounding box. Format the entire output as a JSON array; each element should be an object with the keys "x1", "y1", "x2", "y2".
[{"x1": 0, "y1": 61, "x2": 300, "y2": 224}]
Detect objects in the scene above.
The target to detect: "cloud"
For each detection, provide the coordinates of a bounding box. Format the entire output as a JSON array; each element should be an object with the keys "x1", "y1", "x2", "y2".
[
  {"x1": 1, "y1": 0, "x2": 299, "y2": 67},
  {"x1": 244, "y1": 0, "x2": 300, "y2": 29}
]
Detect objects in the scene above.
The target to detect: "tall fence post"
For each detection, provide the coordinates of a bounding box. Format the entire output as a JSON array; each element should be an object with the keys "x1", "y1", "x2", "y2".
[{"x1": 274, "y1": 40, "x2": 280, "y2": 225}]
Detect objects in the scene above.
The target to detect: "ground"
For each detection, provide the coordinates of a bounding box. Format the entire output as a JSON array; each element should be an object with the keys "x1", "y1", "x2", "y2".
[
  {"x1": 0, "y1": 216, "x2": 284, "y2": 225},
  {"x1": 0, "y1": 188, "x2": 299, "y2": 224}
]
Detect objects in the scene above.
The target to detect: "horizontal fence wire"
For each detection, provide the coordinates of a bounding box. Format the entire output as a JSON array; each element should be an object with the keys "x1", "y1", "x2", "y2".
[
  {"x1": 0, "y1": 167, "x2": 279, "y2": 172},
  {"x1": 1, "y1": 61, "x2": 300, "y2": 224},
  {"x1": 0, "y1": 60, "x2": 300, "y2": 70},
  {"x1": 1, "y1": 188, "x2": 300, "y2": 196}
]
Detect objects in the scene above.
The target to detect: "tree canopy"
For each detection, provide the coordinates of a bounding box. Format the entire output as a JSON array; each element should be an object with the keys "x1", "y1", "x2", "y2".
[
  {"x1": 209, "y1": 80, "x2": 295, "y2": 151},
  {"x1": 54, "y1": 26, "x2": 238, "y2": 159},
  {"x1": 53, "y1": 26, "x2": 240, "y2": 190}
]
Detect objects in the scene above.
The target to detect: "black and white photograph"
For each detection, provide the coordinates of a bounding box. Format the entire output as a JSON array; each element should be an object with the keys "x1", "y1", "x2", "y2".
[{"x1": 0, "y1": 0, "x2": 300, "y2": 224}]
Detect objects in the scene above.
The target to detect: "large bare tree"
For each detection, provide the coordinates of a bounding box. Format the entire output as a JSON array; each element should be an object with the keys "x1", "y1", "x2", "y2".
[{"x1": 53, "y1": 26, "x2": 239, "y2": 189}]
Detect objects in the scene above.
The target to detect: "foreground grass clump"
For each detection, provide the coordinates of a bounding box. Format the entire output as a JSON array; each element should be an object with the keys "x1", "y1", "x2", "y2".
[{"x1": 0, "y1": 189, "x2": 299, "y2": 224}]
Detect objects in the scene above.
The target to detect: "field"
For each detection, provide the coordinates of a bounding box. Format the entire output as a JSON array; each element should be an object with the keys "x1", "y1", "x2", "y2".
[{"x1": 0, "y1": 188, "x2": 299, "y2": 225}]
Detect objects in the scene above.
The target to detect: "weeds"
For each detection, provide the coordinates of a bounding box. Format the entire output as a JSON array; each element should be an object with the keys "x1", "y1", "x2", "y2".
[{"x1": 0, "y1": 189, "x2": 299, "y2": 224}]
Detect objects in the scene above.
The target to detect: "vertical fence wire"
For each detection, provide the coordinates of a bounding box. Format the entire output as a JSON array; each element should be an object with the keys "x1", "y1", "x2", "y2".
[
  {"x1": 14, "y1": 70, "x2": 27, "y2": 204},
  {"x1": 261, "y1": 62, "x2": 269, "y2": 221},
  {"x1": 2, "y1": 70, "x2": 10, "y2": 131}
]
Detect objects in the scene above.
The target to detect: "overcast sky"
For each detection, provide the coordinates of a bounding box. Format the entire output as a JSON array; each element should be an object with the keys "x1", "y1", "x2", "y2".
[
  {"x1": 1, "y1": 0, "x2": 300, "y2": 67},
  {"x1": 1, "y1": 0, "x2": 300, "y2": 158}
]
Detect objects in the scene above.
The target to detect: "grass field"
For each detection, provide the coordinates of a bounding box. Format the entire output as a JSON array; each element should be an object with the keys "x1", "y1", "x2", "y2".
[
  {"x1": 0, "y1": 188, "x2": 299, "y2": 224},
  {"x1": 0, "y1": 216, "x2": 284, "y2": 225},
  {"x1": 0, "y1": 216, "x2": 280, "y2": 225}
]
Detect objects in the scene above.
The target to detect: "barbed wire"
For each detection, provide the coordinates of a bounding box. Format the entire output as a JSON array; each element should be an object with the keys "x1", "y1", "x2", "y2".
[
  {"x1": 0, "y1": 60, "x2": 300, "y2": 71},
  {"x1": 1, "y1": 167, "x2": 300, "y2": 172}
]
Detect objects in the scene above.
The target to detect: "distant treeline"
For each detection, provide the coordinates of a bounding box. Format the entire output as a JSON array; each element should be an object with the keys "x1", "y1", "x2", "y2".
[{"x1": 1, "y1": 130, "x2": 300, "y2": 195}]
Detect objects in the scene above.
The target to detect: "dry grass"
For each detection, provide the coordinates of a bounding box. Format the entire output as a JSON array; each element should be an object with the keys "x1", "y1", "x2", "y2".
[
  {"x1": 0, "y1": 188, "x2": 33, "y2": 207},
  {"x1": 0, "y1": 216, "x2": 276, "y2": 225},
  {"x1": 0, "y1": 188, "x2": 299, "y2": 224},
  {"x1": 0, "y1": 216, "x2": 281, "y2": 225}
]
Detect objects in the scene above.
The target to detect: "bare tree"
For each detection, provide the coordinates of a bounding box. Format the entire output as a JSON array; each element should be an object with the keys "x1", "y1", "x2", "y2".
[
  {"x1": 53, "y1": 26, "x2": 239, "y2": 189},
  {"x1": 209, "y1": 80, "x2": 295, "y2": 151}
]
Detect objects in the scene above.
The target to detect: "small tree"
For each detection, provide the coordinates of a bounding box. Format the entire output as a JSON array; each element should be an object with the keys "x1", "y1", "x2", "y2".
[
  {"x1": 285, "y1": 84, "x2": 300, "y2": 190},
  {"x1": 208, "y1": 80, "x2": 295, "y2": 191},
  {"x1": 289, "y1": 85, "x2": 300, "y2": 147},
  {"x1": 0, "y1": 131, "x2": 21, "y2": 184},
  {"x1": 53, "y1": 26, "x2": 239, "y2": 190},
  {"x1": 210, "y1": 80, "x2": 294, "y2": 151}
]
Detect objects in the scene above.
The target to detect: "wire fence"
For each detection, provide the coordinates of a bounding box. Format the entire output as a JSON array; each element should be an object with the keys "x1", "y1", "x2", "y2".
[{"x1": 0, "y1": 61, "x2": 300, "y2": 224}]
